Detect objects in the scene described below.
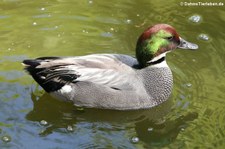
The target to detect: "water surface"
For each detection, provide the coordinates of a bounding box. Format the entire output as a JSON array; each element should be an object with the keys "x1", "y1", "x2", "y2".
[{"x1": 0, "y1": 0, "x2": 225, "y2": 148}]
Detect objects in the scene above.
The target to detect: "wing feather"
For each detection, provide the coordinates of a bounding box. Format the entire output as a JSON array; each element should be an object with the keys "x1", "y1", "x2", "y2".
[{"x1": 23, "y1": 54, "x2": 139, "y2": 91}]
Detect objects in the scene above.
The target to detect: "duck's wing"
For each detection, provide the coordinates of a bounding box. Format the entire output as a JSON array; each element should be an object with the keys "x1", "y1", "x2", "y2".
[{"x1": 23, "y1": 54, "x2": 140, "y2": 92}]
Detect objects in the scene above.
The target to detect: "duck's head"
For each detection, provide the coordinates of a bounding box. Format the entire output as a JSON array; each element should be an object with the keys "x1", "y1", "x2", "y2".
[{"x1": 136, "y1": 24, "x2": 198, "y2": 67}]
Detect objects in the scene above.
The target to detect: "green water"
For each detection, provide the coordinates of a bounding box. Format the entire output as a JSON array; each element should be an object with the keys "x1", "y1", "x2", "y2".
[{"x1": 0, "y1": 0, "x2": 225, "y2": 148}]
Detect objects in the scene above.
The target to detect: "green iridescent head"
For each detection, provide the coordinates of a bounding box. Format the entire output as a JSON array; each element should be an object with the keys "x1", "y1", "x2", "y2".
[{"x1": 136, "y1": 24, "x2": 198, "y2": 67}]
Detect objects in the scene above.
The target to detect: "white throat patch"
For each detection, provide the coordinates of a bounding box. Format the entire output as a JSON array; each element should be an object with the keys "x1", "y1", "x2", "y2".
[
  {"x1": 149, "y1": 52, "x2": 167, "y2": 62},
  {"x1": 150, "y1": 60, "x2": 168, "y2": 68},
  {"x1": 149, "y1": 53, "x2": 169, "y2": 68}
]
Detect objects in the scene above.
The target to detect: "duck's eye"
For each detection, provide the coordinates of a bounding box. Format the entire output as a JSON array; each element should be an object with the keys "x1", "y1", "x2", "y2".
[{"x1": 165, "y1": 36, "x2": 174, "y2": 41}]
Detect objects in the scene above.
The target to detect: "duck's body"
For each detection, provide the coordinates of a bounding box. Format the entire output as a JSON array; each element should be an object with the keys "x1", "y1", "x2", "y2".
[
  {"x1": 24, "y1": 54, "x2": 172, "y2": 110},
  {"x1": 23, "y1": 24, "x2": 198, "y2": 110}
]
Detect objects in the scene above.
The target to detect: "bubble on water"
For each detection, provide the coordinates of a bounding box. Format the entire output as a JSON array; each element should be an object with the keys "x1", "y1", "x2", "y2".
[
  {"x1": 130, "y1": 136, "x2": 139, "y2": 143},
  {"x1": 82, "y1": 29, "x2": 88, "y2": 33},
  {"x1": 186, "y1": 83, "x2": 192, "y2": 88},
  {"x1": 198, "y1": 34, "x2": 210, "y2": 41},
  {"x1": 67, "y1": 126, "x2": 74, "y2": 132},
  {"x1": 2, "y1": 136, "x2": 11, "y2": 143},
  {"x1": 101, "y1": 32, "x2": 113, "y2": 37},
  {"x1": 189, "y1": 15, "x2": 202, "y2": 23},
  {"x1": 40, "y1": 120, "x2": 48, "y2": 126},
  {"x1": 147, "y1": 127, "x2": 154, "y2": 132},
  {"x1": 181, "y1": 127, "x2": 185, "y2": 131},
  {"x1": 125, "y1": 19, "x2": 132, "y2": 24},
  {"x1": 33, "y1": 22, "x2": 37, "y2": 26}
]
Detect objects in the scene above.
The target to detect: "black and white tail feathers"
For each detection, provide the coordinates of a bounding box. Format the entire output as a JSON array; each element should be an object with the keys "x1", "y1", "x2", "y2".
[{"x1": 23, "y1": 57, "x2": 79, "y2": 92}]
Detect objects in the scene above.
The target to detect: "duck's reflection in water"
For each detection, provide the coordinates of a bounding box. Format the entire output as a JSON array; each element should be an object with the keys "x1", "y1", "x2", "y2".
[{"x1": 26, "y1": 92, "x2": 197, "y2": 145}]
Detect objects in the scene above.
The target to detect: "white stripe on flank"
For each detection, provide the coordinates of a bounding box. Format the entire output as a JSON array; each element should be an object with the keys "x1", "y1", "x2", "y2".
[
  {"x1": 60, "y1": 85, "x2": 72, "y2": 94},
  {"x1": 50, "y1": 85, "x2": 72, "y2": 101}
]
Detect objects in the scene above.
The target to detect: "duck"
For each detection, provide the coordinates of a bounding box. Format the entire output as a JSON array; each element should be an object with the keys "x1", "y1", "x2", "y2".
[{"x1": 23, "y1": 24, "x2": 198, "y2": 110}]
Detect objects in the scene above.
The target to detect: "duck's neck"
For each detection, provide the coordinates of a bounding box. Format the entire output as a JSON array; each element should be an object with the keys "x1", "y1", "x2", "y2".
[
  {"x1": 149, "y1": 59, "x2": 168, "y2": 68},
  {"x1": 139, "y1": 60, "x2": 173, "y2": 105},
  {"x1": 147, "y1": 56, "x2": 165, "y2": 65},
  {"x1": 147, "y1": 52, "x2": 168, "y2": 68}
]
